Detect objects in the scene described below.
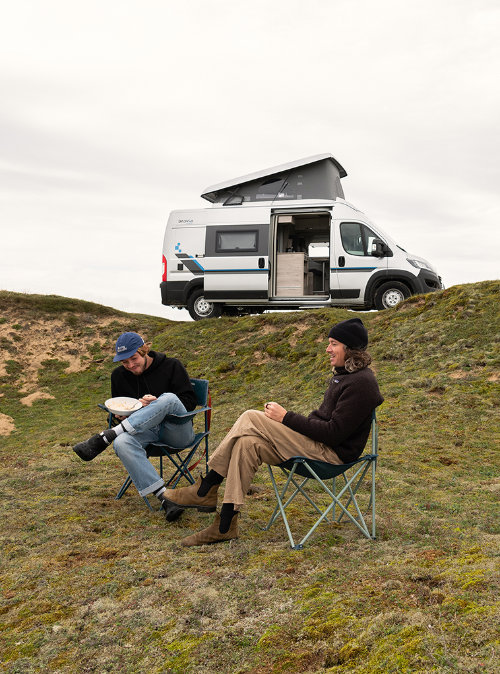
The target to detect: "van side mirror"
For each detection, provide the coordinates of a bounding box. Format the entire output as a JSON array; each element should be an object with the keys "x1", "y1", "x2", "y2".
[{"x1": 371, "y1": 239, "x2": 390, "y2": 257}]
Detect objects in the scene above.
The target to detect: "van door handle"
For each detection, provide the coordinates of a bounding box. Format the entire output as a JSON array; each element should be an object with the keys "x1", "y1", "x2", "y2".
[
  {"x1": 338, "y1": 256, "x2": 345, "y2": 267},
  {"x1": 258, "y1": 257, "x2": 265, "y2": 268}
]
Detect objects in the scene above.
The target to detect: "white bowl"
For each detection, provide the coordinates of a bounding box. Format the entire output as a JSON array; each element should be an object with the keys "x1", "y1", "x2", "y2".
[{"x1": 105, "y1": 397, "x2": 142, "y2": 416}]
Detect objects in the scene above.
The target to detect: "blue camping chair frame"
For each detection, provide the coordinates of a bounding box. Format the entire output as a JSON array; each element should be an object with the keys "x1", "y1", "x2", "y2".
[
  {"x1": 262, "y1": 411, "x2": 379, "y2": 550},
  {"x1": 100, "y1": 378, "x2": 211, "y2": 511}
]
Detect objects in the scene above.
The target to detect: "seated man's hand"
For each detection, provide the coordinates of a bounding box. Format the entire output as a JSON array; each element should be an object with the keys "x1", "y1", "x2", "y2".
[
  {"x1": 139, "y1": 394, "x2": 157, "y2": 406},
  {"x1": 264, "y1": 401, "x2": 287, "y2": 423}
]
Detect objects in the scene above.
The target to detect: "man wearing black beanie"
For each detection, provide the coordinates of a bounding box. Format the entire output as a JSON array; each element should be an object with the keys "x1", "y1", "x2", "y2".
[
  {"x1": 328, "y1": 318, "x2": 368, "y2": 349},
  {"x1": 163, "y1": 318, "x2": 383, "y2": 546}
]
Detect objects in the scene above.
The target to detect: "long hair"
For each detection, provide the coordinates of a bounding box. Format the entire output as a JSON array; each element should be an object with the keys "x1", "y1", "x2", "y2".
[
  {"x1": 344, "y1": 346, "x2": 372, "y2": 373},
  {"x1": 136, "y1": 341, "x2": 152, "y2": 357}
]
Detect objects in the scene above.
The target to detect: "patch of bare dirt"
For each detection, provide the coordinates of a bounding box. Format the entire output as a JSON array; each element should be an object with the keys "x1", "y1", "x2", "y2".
[
  {"x1": 397, "y1": 297, "x2": 427, "y2": 311},
  {"x1": 0, "y1": 309, "x2": 129, "y2": 395},
  {"x1": 235, "y1": 323, "x2": 279, "y2": 344},
  {"x1": 481, "y1": 478, "x2": 500, "y2": 492},
  {"x1": 260, "y1": 324, "x2": 279, "y2": 335},
  {"x1": 20, "y1": 391, "x2": 56, "y2": 406},
  {"x1": 289, "y1": 323, "x2": 308, "y2": 347},
  {"x1": 449, "y1": 370, "x2": 467, "y2": 379},
  {"x1": 0, "y1": 413, "x2": 15, "y2": 436}
]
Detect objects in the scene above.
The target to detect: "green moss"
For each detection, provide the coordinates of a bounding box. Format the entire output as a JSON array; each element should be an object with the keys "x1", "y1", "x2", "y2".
[
  {"x1": 257, "y1": 624, "x2": 282, "y2": 650},
  {"x1": 162, "y1": 634, "x2": 211, "y2": 671},
  {"x1": 303, "y1": 606, "x2": 358, "y2": 637},
  {"x1": 441, "y1": 597, "x2": 489, "y2": 615}
]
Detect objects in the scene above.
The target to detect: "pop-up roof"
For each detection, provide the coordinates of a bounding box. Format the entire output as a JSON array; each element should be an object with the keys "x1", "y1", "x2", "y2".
[{"x1": 201, "y1": 153, "x2": 347, "y2": 205}]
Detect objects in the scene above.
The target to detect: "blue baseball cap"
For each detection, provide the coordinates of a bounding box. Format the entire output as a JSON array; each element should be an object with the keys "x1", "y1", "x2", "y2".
[{"x1": 113, "y1": 332, "x2": 145, "y2": 362}]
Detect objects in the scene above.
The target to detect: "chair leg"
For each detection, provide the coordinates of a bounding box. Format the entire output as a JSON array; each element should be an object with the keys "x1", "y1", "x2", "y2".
[
  {"x1": 163, "y1": 450, "x2": 198, "y2": 487},
  {"x1": 116, "y1": 475, "x2": 133, "y2": 500},
  {"x1": 271, "y1": 461, "x2": 375, "y2": 546},
  {"x1": 261, "y1": 465, "x2": 303, "y2": 550},
  {"x1": 141, "y1": 495, "x2": 154, "y2": 512},
  {"x1": 263, "y1": 465, "x2": 344, "y2": 550},
  {"x1": 371, "y1": 459, "x2": 376, "y2": 539},
  {"x1": 332, "y1": 476, "x2": 336, "y2": 522},
  {"x1": 334, "y1": 463, "x2": 374, "y2": 539},
  {"x1": 115, "y1": 474, "x2": 155, "y2": 511}
]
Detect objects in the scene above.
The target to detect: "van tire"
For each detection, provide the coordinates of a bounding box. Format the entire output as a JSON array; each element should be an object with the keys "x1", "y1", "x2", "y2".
[
  {"x1": 374, "y1": 281, "x2": 410, "y2": 310},
  {"x1": 187, "y1": 289, "x2": 222, "y2": 320}
]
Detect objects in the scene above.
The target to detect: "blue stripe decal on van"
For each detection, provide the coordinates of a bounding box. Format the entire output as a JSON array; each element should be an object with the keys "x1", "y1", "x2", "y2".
[
  {"x1": 205, "y1": 269, "x2": 269, "y2": 274},
  {"x1": 186, "y1": 256, "x2": 205, "y2": 270},
  {"x1": 331, "y1": 267, "x2": 376, "y2": 272},
  {"x1": 174, "y1": 254, "x2": 205, "y2": 275}
]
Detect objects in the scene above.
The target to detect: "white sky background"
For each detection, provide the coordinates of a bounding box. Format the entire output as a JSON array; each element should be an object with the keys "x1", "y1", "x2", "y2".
[{"x1": 0, "y1": 0, "x2": 499, "y2": 320}]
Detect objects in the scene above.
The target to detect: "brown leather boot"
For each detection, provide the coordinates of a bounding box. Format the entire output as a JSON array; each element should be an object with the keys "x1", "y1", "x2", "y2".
[
  {"x1": 162, "y1": 475, "x2": 218, "y2": 512},
  {"x1": 181, "y1": 512, "x2": 239, "y2": 547}
]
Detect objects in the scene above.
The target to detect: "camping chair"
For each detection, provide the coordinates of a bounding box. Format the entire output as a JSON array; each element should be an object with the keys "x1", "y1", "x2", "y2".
[
  {"x1": 100, "y1": 378, "x2": 211, "y2": 511},
  {"x1": 262, "y1": 411, "x2": 379, "y2": 550}
]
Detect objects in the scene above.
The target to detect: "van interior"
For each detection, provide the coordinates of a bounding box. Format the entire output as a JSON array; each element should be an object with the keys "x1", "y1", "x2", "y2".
[{"x1": 273, "y1": 213, "x2": 330, "y2": 298}]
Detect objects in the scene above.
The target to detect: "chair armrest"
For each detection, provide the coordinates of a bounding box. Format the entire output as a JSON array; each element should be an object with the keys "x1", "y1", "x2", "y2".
[
  {"x1": 164, "y1": 405, "x2": 211, "y2": 425},
  {"x1": 191, "y1": 405, "x2": 211, "y2": 415},
  {"x1": 163, "y1": 411, "x2": 198, "y2": 425},
  {"x1": 97, "y1": 403, "x2": 115, "y2": 428}
]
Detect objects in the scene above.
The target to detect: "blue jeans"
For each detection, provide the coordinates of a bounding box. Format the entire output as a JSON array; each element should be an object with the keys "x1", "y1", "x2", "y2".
[{"x1": 113, "y1": 393, "x2": 195, "y2": 496}]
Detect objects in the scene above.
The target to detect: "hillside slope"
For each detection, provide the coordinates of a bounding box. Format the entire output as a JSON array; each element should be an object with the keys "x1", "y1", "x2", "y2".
[
  {"x1": 0, "y1": 291, "x2": 168, "y2": 434},
  {"x1": 0, "y1": 281, "x2": 498, "y2": 673}
]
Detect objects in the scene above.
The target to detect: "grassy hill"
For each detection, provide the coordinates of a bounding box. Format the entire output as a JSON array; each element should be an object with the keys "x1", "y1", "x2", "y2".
[{"x1": 0, "y1": 282, "x2": 499, "y2": 673}]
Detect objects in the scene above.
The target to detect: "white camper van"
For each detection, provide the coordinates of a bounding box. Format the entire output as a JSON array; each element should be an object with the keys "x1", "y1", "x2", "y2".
[{"x1": 160, "y1": 154, "x2": 442, "y2": 320}]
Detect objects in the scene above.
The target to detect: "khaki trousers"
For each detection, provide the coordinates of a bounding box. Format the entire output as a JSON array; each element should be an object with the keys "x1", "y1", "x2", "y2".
[{"x1": 208, "y1": 410, "x2": 342, "y2": 508}]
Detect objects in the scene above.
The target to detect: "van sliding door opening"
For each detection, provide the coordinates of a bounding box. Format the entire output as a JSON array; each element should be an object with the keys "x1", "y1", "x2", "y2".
[{"x1": 272, "y1": 212, "x2": 331, "y2": 299}]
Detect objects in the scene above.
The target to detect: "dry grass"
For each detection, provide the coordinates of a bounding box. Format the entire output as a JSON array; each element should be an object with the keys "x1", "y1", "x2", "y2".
[{"x1": 0, "y1": 282, "x2": 499, "y2": 673}]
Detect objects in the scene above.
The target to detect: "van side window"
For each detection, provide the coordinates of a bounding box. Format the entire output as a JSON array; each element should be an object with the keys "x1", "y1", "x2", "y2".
[
  {"x1": 340, "y1": 222, "x2": 381, "y2": 256},
  {"x1": 256, "y1": 178, "x2": 285, "y2": 201},
  {"x1": 216, "y1": 230, "x2": 259, "y2": 253}
]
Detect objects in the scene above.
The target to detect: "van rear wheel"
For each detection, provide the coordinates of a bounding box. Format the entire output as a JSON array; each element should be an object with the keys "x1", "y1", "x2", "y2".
[
  {"x1": 374, "y1": 282, "x2": 410, "y2": 310},
  {"x1": 187, "y1": 289, "x2": 222, "y2": 320}
]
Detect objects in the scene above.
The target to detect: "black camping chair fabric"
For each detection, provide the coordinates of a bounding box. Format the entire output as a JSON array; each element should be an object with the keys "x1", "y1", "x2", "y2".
[{"x1": 100, "y1": 378, "x2": 211, "y2": 511}]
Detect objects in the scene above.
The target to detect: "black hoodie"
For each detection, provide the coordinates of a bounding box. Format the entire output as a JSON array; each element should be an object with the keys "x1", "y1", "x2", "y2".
[{"x1": 110, "y1": 351, "x2": 196, "y2": 411}]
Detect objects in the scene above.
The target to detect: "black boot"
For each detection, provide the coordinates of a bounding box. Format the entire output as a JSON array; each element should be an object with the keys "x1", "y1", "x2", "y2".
[
  {"x1": 72, "y1": 433, "x2": 110, "y2": 461},
  {"x1": 161, "y1": 498, "x2": 185, "y2": 522}
]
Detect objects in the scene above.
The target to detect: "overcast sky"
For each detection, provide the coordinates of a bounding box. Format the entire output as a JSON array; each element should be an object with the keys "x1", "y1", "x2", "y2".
[{"x1": 1, "y1": 0, "x2": 498, "y2": 320}]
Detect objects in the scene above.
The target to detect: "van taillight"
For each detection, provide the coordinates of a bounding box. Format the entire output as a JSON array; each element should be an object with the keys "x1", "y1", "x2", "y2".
[{"x1": 162, "y1": 255, "x2": 167, "y2": 282}]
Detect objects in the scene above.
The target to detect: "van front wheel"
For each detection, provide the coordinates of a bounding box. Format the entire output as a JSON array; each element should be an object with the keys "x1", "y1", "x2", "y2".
[
  {"x1": 374, "y1": 282, "x2": 410, "y2": 310},
  {"x1": 187, "y1": 290, "x2": 222, "y2": 320}
]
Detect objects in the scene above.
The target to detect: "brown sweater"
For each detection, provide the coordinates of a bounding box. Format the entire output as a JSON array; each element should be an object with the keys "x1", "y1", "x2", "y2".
[{"x1": 282, "y1": 366, "x2": 383, "y2": 463}]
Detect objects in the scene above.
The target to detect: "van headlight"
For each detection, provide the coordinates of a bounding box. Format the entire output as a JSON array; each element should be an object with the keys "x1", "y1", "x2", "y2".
[{"x1": 407, "y1": 258, "x2": 432, "y2": 271}]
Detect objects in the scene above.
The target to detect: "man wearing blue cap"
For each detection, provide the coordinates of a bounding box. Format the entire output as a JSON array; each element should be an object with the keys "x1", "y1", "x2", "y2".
[{"x1": 73, "y1": 332, "x2": 196, "y2": 507}]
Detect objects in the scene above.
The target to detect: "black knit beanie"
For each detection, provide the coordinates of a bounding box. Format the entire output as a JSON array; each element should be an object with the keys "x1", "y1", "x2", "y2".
[{"x1": 328, "y1": 318, "x2": 368, "y2": 349}]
